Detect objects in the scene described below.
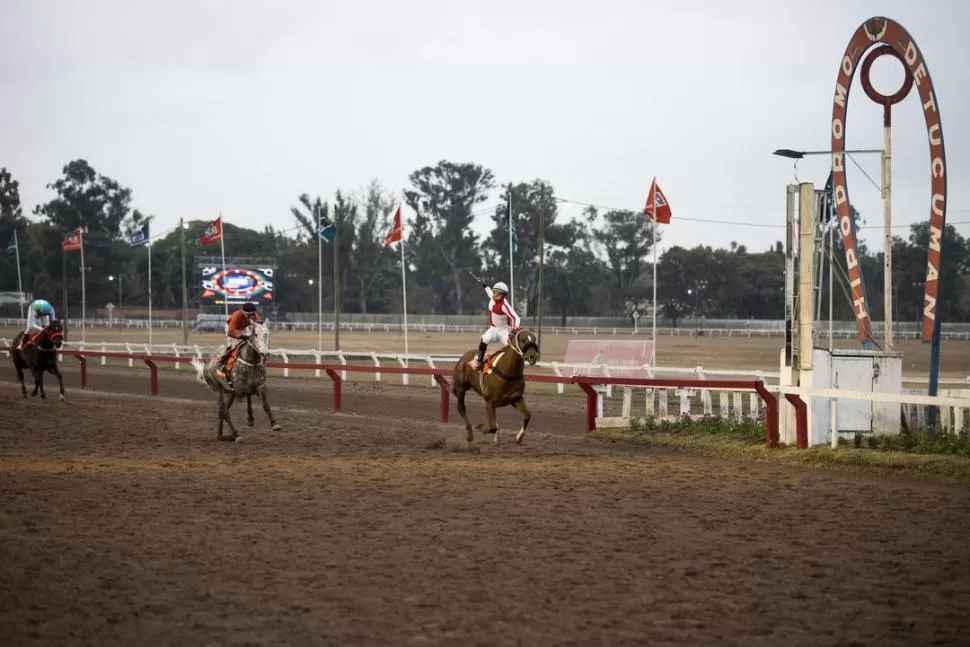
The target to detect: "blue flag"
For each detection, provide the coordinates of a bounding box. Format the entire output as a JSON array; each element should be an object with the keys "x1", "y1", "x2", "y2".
[
  {"x1": 318, "y1": 213, "x2": 336, "y2": 243},
  {"x1": 503, "y1": 221, "x2": 518, "y2": 254},
  {"x1": 6, "y1": 231, "x2": 16, "y2": 255},
  {"x1": 129, "y1": 222, "x2": 150, "y2": 247}
]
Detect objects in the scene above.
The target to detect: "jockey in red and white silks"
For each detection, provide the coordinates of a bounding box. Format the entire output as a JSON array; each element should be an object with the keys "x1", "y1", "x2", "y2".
[{"x1": 475, "y1": 280, "x2": 520, "y2": 370}]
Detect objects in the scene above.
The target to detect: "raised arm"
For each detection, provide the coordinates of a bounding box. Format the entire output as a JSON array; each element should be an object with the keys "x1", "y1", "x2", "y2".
[{"x1": 502, "y1": 300, "x2": 520, "y2": 329}]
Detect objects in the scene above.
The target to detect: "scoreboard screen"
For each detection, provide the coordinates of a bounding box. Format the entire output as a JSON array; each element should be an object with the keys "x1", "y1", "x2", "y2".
[{"x1": 198, "y1": 264, "x2": 275, "y2": 305}]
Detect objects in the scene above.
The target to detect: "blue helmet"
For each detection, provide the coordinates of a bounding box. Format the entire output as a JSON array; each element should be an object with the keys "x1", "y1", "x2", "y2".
[{"x1": 32, "y1": 299, "x2": 54, "y2": 316}]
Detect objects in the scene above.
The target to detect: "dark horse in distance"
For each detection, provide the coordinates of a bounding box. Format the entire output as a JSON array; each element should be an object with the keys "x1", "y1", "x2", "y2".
[
  {"x1": 452, "y1": 328, "x2": 540, "y2": 444},
  {"x1": 9, "y1": 319, "x2": 67, "y2": 400}
]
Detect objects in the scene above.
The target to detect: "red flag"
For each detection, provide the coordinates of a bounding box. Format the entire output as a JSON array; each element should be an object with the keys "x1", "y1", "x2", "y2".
[
  {"x1": 200, "y1": 216, "x2": 223, "y2": 246},
  {"x1": 383, "y1": 207, "x2": 402, "y2": 247},
  {"x1": 644, "y1": 178, "x2": 672, "y2": 224},
  {"x1": 61, "y1": 228, "x2": 83, "y2": 252}
]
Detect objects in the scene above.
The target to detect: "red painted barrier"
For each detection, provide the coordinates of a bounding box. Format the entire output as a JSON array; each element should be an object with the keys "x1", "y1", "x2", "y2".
[
  {"x1": 63, "y1": 351, "x2": 781, "y2": 446},
  {"x1": 70, "y1": 351, "x2": 191, "y2": 395},
  {"x1": 783, "y1": 393, "x2": 809, "y2": 449}
]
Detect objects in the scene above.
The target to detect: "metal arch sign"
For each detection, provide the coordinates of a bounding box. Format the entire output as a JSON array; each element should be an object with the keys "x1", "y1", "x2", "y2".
[{"x1": 830, "y1": 16, "x2": 947, "y2": 343}]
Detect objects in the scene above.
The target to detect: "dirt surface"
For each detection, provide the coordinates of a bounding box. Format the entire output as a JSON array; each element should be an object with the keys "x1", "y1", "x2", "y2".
[{"x1": 3, "y1": 375, "x2": 970, "y2": 646}]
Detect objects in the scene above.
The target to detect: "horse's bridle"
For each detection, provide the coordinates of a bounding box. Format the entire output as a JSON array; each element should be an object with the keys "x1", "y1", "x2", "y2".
[
  {"x1": 508, "y1": 330, "x2": 539, "y2": 359},
  {"x1": 34, "y1": 327, "x2": 63, "y2": 352},
  {"x1": 482, "y1": 330, "x2": 539, "y2": 383},
  {"x1": 233, "y1": 327, "x2": 268, "y2": 367}
]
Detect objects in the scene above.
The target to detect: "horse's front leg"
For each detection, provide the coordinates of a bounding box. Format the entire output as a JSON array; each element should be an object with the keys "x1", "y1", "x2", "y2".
[
  {"x1": 258, "y1": 385, "x2": 282, "y2": 431},
  {"x1": 246, "y1": 394, "x2": 255, "y2": 427},
  {"x1": 49, "y1": 364, "x2": 66, "y2": 401},
  {"x1": 486, "y1": 399, "x2": 499, "y2": 445},
  {"x1": 30, "y1": 368, "x2": 44, "y2": 399},
  {"x1": 511, "y1": 396, "x2": 531, "y2": 444}
]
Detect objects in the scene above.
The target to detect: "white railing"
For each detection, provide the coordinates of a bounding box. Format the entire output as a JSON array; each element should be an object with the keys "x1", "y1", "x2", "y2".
[
  {"x1": 5, "y1": 338, "x2": 968, "y2": 430},
  {"x1": 3, "y1": 317, "x2": 970, "y2": 340},
  {"x1": 778, "y1": 385, "x2": 970, "y2": 447}
]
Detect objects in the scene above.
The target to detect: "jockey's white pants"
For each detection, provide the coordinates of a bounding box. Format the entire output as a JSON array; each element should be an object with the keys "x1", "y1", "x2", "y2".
[
  {"x1": 224, "y1": 337, "x2": 246, "y2": 354},
  {"x1": 25, "y1": 312, "x2": 49, "y2": 335},
  {"x1": 481, "y1": 326, "x2": 511, "y2": 346}
]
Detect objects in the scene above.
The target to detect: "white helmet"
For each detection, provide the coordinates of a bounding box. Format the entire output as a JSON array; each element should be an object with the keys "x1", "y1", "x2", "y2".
[{"x1": 492, "y1": 281, "x2": 509, "y2": 294}]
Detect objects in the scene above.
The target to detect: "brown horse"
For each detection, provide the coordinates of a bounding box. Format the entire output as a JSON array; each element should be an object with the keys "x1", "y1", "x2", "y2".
[
  {"x1": 452, "y1": 328, "x2": 539, "y2": 445},
  {"x1": 9, "y1": 320, "x2": 66, "y2": 401}
]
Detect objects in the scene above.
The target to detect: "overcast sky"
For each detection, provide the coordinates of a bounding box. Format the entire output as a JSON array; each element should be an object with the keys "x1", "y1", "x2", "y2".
[{"x1": 2, "y1": 0, "x2": 969, "y2": 257}]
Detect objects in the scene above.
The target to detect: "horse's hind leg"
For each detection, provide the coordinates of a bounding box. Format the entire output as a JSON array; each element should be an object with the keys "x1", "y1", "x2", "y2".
[
  {"x1": 220, "y1": 391, "x2": 240, "y2": 442},
  {"x1": 246, "y1": 394, "x2": 255, "y2": 427},
  {"x1": 456, "y1": 386, "x2": 474, "y2": 442},
  {"x1": 14, "y1": 361, "x2": 26, "y2": 398},
  {"x1": 258, "y1": 385, "x2": 281, "y2": 431},
  {"x1": 511, "y1": 397, "x2": 532, "y2": 444},
  {"x1": 217, "y1": 391, "x2": 226, "y2": 440}
]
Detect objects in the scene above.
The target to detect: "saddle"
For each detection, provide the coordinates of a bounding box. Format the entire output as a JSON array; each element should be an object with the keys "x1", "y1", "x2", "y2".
[
  {"x1": 468, "y1": 349, "x2": 506, "y2": 375},
  {"x1": 17, "y1": 331, "x2": 42, "y2": 351},
  {"x1": 217, "y1": 344, "x2": 244, "y2": 375}
]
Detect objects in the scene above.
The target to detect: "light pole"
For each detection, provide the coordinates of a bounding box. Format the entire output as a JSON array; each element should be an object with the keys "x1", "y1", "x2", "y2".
[
  {"x1": 773, "y1": 146, "x2": 891, "y2": 349},
  {"x1": 108, "y1": 274, "x2": 122, "y2": 329}
]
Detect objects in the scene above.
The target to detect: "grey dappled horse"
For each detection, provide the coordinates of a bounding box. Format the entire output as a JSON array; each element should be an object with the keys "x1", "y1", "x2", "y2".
[{"x1": 191, "y1": 320, "x2": 281, "y2": 442}]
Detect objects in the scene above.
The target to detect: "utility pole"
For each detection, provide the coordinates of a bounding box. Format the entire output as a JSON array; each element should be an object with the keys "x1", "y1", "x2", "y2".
[
  {"x1": 180, "y1": 217, "x2": 189, "y2": 344},
  {"x1": 537, "y1": 188, "x2": 546, "y2": 349}
]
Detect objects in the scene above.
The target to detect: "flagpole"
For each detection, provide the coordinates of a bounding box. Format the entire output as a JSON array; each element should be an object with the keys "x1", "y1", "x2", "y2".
[
  {"x1": 317, "y1": 202, "x2": 323, "y2": 352},
  {"x1": 333, "y1": 201, "x2": 340, "y2": 351},
  {"x1": 401, "y1": 205, "x2": 409, "y2": 366},
  {"x1": 80, "y1": 231, "x2": 87, "y2": 343},
  {"x1": 147, "y1": 230, "x2": 153, "y2": 348},
  {"x1": 652, "y1": 215, "x2": 657, "y2": 359},
  {"x1": 219, "y1": 213, "x2": 227, "y2": 319},
  {"x1": 508, "y1": 187, "x2": 514, "y2": 305},
  {"x1": 13, "y1": 231, "x2": 24, "y2": 323},
  {"x1": 650, "y1": 177, "x2": 658, "y2": 364}
]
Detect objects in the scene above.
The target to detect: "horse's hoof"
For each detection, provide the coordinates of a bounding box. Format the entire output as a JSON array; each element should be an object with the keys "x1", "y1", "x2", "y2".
[
  {"x1": 466, "y1": 429, "x2": 474, "y2": 443},
  {"x1": 271, "y1": 424, "x2": 282, "y2": 431},
  {"x1": 493, "y1": 432, "x2": 500, "y2": 446},
  {"x1": 59, "y1": 395, "x2": 65, "y2": 402},
  {"x1": 515, "y1": 430, "x2": 526, "y2": 444},
  {"x1": 234, "y1": 436, "x2": 243, "y2": 444},
  {"x1": 247, "y1": 419, "x2": 255, "y2": 427}
]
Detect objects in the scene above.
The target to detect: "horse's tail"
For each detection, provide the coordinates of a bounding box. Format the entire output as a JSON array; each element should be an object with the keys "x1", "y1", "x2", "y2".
[{"x1": 190, "y1": 357, "x2": 208, "y2": 386}]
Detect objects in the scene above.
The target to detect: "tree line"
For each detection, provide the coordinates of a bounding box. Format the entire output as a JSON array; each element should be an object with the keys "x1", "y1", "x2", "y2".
[{"x1": 0, "y1": 160, "x2": 967, "y2": 325}]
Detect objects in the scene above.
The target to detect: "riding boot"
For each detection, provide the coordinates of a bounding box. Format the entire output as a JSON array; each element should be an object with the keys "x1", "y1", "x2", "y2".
[{"x1": 475, "y1": 341, "x2": 487, "y2": 370}]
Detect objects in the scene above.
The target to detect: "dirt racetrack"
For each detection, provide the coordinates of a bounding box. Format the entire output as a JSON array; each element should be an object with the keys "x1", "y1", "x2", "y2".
[{"x1": 2, "y1": 377, "x2": 970, "y2": 646}]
